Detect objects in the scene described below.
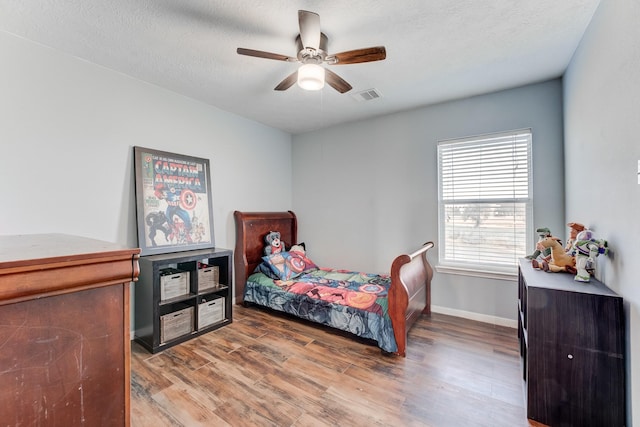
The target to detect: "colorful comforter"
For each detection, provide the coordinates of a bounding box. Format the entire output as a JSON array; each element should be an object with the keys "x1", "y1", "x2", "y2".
[{"x1": 244, "y1": 268, "x2": 398, "y2": 353}]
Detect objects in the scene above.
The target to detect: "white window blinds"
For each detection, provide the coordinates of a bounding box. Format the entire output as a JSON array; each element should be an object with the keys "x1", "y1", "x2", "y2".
[{"x1": 437, "y1": 129, "x2": 532, "y2": 275}]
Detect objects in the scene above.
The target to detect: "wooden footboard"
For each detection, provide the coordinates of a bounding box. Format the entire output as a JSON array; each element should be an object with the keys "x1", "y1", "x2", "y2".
[{"x1": 388, "y1": 242, "x2": 435, "y2": 357}]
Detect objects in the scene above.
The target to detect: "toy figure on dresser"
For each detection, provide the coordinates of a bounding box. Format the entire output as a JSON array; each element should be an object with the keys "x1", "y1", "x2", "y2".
[
  {"x1": 564, "y1": 222, "x2": 586, "y2": 253},
  {"x1": 572, "y1": 229, "x2": 609, "y2": 282},
  {"x1": 531, "y1": 236, "x2": 577, "y2": 274},
  {"x1": 526, "y1": 227, "x2": 553, "y2": 262}
]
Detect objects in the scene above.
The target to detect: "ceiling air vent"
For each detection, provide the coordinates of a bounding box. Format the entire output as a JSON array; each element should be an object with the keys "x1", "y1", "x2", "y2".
[{"x1": 352, "y1": 88, "x2": 382, "y2": 102}]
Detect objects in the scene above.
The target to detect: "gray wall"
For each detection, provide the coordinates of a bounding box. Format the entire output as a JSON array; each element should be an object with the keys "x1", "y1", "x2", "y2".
[
  {"x1": 292, "y1": 79, "x2": 565, "y2": 324},
  {"x1": 0, "y1": 32, "x2": 291, "y2": 319},
  {"x1": 0, "y1": 31, "x2": 293, "y2": 303},
  {"x1": 563, "y1": 0, "x2": 639, "y2": 424}
]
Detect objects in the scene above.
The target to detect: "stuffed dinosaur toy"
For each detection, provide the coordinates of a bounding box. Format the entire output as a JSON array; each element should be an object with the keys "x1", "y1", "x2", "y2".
[{"x1": 526, "y1": 227, "x2": 553, "y2": 261}]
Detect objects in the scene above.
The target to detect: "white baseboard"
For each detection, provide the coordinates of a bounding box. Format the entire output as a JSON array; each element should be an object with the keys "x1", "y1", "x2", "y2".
[{"x1": 431, "y1": 305, "x2": 517, "y2": 328}]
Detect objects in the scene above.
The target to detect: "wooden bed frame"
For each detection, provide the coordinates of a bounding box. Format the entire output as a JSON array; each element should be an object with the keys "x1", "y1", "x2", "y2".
[{"x1": 233, "y1": 210, "x2": 434, "y2": 356}]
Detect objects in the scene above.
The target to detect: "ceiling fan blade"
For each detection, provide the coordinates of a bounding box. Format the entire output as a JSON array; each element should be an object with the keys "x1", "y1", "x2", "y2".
[
  {"x1": 237, "y1": 48, "x2": 296, "y2": 62},
  {"x1": 274, "y1": 71, "x2": 298, "y2": 91},
  {"x1": 298, "y1": 10, "x2": 321, "y2": 50},
  {"x1": 325, "y1": 68, "x2": 352, "y2": 93},
  {"x1": 330, "y1": 46, "x2": 387, "y2": 64}
]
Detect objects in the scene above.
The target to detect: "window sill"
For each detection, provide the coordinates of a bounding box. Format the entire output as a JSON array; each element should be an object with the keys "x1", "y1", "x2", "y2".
[{"x1": 435, "y1": 264, "x2": 517, "y2": 281}]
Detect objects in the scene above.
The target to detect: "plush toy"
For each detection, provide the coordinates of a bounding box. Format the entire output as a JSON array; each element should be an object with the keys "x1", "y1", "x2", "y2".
[
  {"x1": 531, "y1": 236, "x2": 576, "y2": 274},
  {"x1": 572, "y1": 229, "x2": 608, "y2": 282},
  {"x1": 564, "y1": 222, "x2": 586, "y2": 253},
  {"x1": 526, "y1": 227, "x2": 552, "y2": 261},
  {"x1": 264, "y1": 231, "x2": 285, "y2": 256},
  {"x1": 289, "y1": 242, "x2": 306, "y2": 254}
]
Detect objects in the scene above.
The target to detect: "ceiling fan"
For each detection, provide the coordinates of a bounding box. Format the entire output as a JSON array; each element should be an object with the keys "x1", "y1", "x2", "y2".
[{"x1": 237, "y1": 10, "x2": 386, "y2": 93}]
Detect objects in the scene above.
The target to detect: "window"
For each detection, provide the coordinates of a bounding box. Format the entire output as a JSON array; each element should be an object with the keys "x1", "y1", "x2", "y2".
[{"x1": 437, "y1": 129, "x2": 532, "y2": 277}]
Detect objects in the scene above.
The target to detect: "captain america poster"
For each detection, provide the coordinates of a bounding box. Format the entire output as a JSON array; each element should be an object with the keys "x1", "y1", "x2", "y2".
[{"x1": 134, "y1": 146, "x2": 215, "y2": 255}]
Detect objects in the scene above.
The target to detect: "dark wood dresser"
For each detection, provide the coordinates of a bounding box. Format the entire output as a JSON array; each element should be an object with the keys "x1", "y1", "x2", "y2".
[
  {"x1": 0, "y1": 234, "x2": 140, "y2": 426},
  {"x1": 518, "y1": 258, "x2": 625, "y2": 427}
]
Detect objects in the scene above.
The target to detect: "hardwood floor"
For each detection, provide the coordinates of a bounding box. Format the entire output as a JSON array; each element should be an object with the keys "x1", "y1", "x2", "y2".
[{"x1": 131, "y1": 305, "x2": 540, "y2": 426}]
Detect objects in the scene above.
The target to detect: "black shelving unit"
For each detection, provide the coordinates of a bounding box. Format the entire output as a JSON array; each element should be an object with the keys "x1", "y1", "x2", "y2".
[{"x1": 134, "y1": 247, "x2": 233, "y2": 353}]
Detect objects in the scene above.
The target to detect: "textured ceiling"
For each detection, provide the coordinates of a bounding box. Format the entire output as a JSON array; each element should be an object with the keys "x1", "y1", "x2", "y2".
[{"x1": 0, "y1": 0, "x2": 600, "y2": 134}]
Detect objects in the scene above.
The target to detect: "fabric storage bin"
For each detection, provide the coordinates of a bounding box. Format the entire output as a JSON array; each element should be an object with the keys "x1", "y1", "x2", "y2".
[
  {"x1": 197, "y1": 265, "x2": 220, "y2": 292},
  {"x1": 198, "y1": 296, "x2": 225, "y2": 328},
  {"x1": 160, "y1": 306, "x2": 194, "y2": 343},
  {"x1": 160, "y1": 268, "x2": 190, "y2": 301}
]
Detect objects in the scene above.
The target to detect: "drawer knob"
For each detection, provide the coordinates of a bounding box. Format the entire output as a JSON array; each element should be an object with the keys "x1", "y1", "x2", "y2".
[{"x1": 567, "y1": 354, "x2": 574, "y2": 360}]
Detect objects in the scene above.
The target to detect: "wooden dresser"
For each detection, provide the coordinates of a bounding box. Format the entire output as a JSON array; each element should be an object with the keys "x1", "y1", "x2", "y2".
[
  {"x1": 518, "y1": 258, "x2": 625, "y2": 426},
  {"x1": 0, "y1": 234, "x2": 140, "y2": 426}
]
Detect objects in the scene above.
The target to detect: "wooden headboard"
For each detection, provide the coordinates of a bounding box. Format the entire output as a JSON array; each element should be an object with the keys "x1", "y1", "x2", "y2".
[{"x1": 233, "y1": 211, "x2": 297, "y2": 304}]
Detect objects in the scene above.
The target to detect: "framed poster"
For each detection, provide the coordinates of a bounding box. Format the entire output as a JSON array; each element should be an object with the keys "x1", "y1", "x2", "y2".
[{"x1": 133, "y1": 146, "x2": 215, "y2": 256}]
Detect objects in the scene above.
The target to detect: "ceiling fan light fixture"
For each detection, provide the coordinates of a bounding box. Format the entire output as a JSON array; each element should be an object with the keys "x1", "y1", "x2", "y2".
[
  {"x1": 297, "y1": 64, "x2": 325, "y2": 90},
  {"x1": 237, "y1": 10, "x2": 385, "y2": 93}
]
